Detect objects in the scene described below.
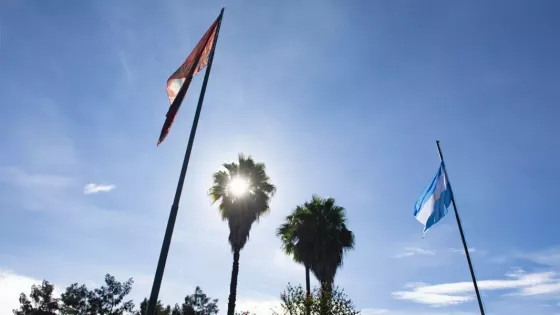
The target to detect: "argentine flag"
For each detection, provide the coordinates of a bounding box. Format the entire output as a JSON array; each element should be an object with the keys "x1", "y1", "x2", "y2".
[{"x1": 414, "y1": 164, "x2": 453, "y2": 235}]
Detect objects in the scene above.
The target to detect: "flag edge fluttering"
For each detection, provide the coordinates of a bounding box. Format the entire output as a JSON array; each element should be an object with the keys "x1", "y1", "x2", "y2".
[{"x1": 157, "y1": 15, "x2": 221, "y2": 146}]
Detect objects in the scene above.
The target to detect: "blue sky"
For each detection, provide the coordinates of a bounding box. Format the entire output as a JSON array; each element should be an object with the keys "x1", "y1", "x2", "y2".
[{"x1": 1, "y1": 0, "x2": 560, "y2": 314}]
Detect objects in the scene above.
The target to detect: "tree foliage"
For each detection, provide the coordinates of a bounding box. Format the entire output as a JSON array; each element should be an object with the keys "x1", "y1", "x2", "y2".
[
  {"x1": 278, "y1": 196, "x2": 355, "y2": 290},
  {"x1": 14, "y1": 275, "x2": 218, "y2": 315},
  {"x1": 88, "y1": 274, "x2": 134, "y2": 315},
  {"x1": 273, "y1": 284, "x2": 360, "y2": 315},
  {"x1": 209, "y1": 154, "x2": 276, "y2": 253},
  {"x1": 278, "y1": 196, "x2": 355, "y2": 314},
  {"x1": 60, "y1": 283, "x2": 90, "y2": 314},
  {"x1": 13, "y1": 280, "x2": 59, "y2": 315},
  {"x1": 209, "y1": 154, "x2": 276, "y2": 315},
  {"x1": 304, "y1": 196, "x2": 355, "y2": 290},
  {"x1": 181, "y1": 286, "x2": 219, "y2": 315},
  {"x1": 136, "y1": 286, "x2": 219, "y2": 315}
]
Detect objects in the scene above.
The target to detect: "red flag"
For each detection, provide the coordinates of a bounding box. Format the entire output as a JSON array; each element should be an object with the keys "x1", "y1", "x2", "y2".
[{"x1": 158, "y1": 17, "x2": 219, "y2": 145}]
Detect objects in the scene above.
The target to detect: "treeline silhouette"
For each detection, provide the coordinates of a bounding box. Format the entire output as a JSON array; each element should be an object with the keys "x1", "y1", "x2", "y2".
[{"x1": 13, "y1": 274, "x2": 218, "y2": 315}]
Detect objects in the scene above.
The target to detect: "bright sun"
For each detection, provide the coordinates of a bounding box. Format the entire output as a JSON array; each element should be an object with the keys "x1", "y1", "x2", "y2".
[{"x1": 228, "y1": 176, "x2": 250, "y2": 197}]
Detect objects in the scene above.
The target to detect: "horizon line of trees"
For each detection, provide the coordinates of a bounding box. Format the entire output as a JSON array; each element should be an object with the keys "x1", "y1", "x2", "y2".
[
  {"x1": 14, "y1": 276, "x2": 360, "y2": 315},
  {"x1": 13, "y1": 274, "x2": 218, "y2": 315}
]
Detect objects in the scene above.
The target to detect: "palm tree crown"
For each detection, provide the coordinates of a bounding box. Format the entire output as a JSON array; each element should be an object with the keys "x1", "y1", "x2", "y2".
[
  {"x1": 278, "y1": 195, "x2": 355, "y2": 293},
  {"x1": 306, "y1": 196, "x2": 355, "y2": 289},
  {"x1": 277, "y1": 205, "x2": 316, "y2": 268},
  {"x1": 209, "y1": 153, "x2": 276, "y2": 251},
  {"x1": 209, "y1": 154, "x2": 275, "y2": 315}
]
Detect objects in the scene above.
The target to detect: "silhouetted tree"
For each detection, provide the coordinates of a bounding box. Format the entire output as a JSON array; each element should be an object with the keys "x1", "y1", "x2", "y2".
[
  {"x1": 60, "y1": 283, "x2": 89, "y2": 314},
  {"x1": 181, "y1": 286, "x2": 219, "y2": 315},
  {"x1": 307, "y1": 196, "x2": 355, "y2": 312},
  {"x1": 137, "y1": 286, "x2": 217, "y2": 315},
  {"x1": 15, "y1": 275, "x2": 218, "y2": 315},
  {"x1": 278, "y1": 196, "x2": 355, "y2": 314},
  {"x1": 13, "y1": 280, "x2": 59, "y2": 315},
  {"x1": 278, "y1": 205, "x2": 316, "y2": 315},
  {"x1": 274, "y1": 283, "x2": 360, "y2": 315},
  {"x1": 87, "y1": 274, "x2": 134, "y2": 315},
  {"x1": 59, "y1": 274, "x2": 134, "y2": 315},
  {"x1": 209, "y1": 154, "x2": 276, "y2": 315},
  {"x1": 171, "y1": 304, "x2": 181, "y2": 315},
  {"x1": 136, "y1": 298, "x2": 171, "y2": 315}
]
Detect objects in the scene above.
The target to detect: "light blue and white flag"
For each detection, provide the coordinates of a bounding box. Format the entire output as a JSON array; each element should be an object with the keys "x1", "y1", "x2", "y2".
[{"x1": 414, "y1": 163, "x2": 453, "y2": 235}]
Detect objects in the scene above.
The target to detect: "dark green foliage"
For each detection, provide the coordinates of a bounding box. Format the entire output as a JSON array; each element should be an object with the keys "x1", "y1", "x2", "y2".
[
  {"x1": 274, "y1": 283, "x2": 360, "y2": 315},
  {"x1": 15, "y1": 276, "x2": 218, "y2": 315},
  {"x1": 60, "y1": 283, "x2": 89, "y2": 314},
  {"x1": 87, "y1": 274, "x2": 134, "y2": 315},
  {"x1": 136, "y1": 286, "x2": 218, "y2": 315},
  {"x1": 15, "y1": 274, "x2": 135, "y2": 315},
  {"x1": 181, "y1": 286, "x2": 219, "y2": 315},
  {"x1": 136, "y1": 299, "x2": 148, "y2": 315},
  {"x1": 278, "y1": 196, "x2": 355, "y2": 312},
  {"x1": 61, "y1": 274, "x2": 134, "y2": 314},
  {"x1": 13, "y1": 280, "x2": 59, "y2": 315},
  {"x1": 209, "y1": 154, "x2": 275, "y2": 315},
  {"x1": 303, "y1": 196, "x2": 355, "y2": 290},
  {"x1": 278, "y1": 204, "x2": 316, "y2": 314},
  {"x1": 209, "y1": 154, "x2": 276, "y2": 252},
  {"x1": 136, "y1": 298, "x2": 172, "y2": 315},
  {"x1": 171, "y1": 304, "x2": 181, "y2": 315}
]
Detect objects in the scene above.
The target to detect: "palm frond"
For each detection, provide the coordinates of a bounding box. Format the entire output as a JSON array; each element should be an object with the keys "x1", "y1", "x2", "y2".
[
  {"x1": 209, "y1": 154, "x2": 275, "y2": 252},
  {"x1": 279, "y1": 196, "x2": 356, "y2": 288}
]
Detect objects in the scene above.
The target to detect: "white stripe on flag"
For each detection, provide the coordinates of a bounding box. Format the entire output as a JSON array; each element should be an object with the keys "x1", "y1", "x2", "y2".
[
  {"x1": 415, "y1": 169, "x2": 447, "y2": 226},
  {"x1": 416, "y1": 194, "x2": 435, "y2": 225}
]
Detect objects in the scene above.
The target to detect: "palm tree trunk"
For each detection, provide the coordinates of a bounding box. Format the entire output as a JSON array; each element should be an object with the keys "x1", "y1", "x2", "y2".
[
  {"x1": 305, "y1": 265, "x2": 311, "y2": 315},
  {"x1": 227, "y1": 249, "x2": 241, "y2": 315},
  {"x1": 319, "y1": 281, "x2": 332, "y2": 315}
]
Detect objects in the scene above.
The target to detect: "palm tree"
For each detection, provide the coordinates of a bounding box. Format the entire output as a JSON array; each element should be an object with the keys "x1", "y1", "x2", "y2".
[
  {"x1": 306, "y1": 196, "x2": 355, "y2": 292},
  {"x1": 209, "y1": 154, "x2": 276, "y2": 315},
  {"x1": 278, "y1": 196, "x2": 355, "y2": 314},
  {"x1": 277, "y1": 205, "x2": 316, "y2": 315}
]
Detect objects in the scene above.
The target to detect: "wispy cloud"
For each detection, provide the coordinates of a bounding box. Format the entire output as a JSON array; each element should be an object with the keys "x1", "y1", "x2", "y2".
[
  {"x1": 0, "y1": 166, "x2": 75, "y2": 212},
  {"x1": 84, "y1": 183, "x2": 116, "y2": 195},
  {"x1": 518, "y1": 247, "x2": 560, "y2": 267},
  {"x1": 448, "y1": 248, "x2": 476, "y2": 254},
  {"x1": 392, "y1": 290, "x2": 472, "y2": 307},
  {"x1": 392, "y1": 269, "x2": 560, "y2": 307},
  {"x1": 117, "y1": 49, "x2": 133, "y2": 84},
  {"x1": 0, "y1": 166, "x2": 72, "y2": 188},
  {"x1": 394, "y1": 247, "x2": 436, "y2": 258}
]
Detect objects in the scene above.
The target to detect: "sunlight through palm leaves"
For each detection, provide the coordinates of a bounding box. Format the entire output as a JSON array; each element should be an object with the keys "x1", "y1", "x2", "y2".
[{"x1": 209, "y1": 154, "x2": 276, "y2": 315}]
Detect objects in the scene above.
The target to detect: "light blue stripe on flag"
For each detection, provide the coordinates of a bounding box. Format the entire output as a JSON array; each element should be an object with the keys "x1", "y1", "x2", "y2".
[{"x1": 414, "y1": 163, "x2": 453, "y2": 235}]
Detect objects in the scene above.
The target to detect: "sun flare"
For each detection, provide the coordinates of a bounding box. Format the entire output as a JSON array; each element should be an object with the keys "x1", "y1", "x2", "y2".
[{"x1": 228, "y1": 176, "x2": 250, "y2": 197}]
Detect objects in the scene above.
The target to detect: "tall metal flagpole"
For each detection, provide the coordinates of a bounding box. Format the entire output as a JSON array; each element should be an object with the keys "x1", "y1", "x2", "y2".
[
  {"x1": 436, "y1": 140, "x2": 486, "y2": 315},
  {"x1": 146, "y1": 8, "x2": 224, "y2": 315}
]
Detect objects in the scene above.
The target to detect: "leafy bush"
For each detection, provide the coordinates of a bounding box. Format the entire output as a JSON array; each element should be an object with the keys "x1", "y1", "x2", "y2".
[{"x1": 273, "y1": 283, "x2": 360, "y2": 315}]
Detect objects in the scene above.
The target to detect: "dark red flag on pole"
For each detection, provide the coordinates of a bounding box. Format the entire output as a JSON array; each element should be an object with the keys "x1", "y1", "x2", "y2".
[{"x1": 158, "y1": 17, "x2": 219, "y2": 145}]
